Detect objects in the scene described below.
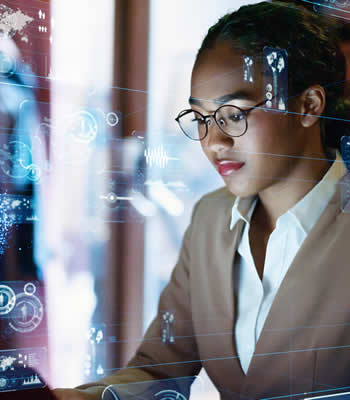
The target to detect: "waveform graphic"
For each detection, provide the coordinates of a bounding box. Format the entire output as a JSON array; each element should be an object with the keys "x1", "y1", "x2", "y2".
[
  {"x1": 22, "y1": 374, "x2": 42, "y2": 385},
  {"x1": 144, "y1": 145, "x2": 179, "y2": 168}
]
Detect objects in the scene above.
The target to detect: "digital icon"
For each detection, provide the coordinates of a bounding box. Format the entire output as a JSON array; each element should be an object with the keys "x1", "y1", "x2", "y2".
[
  {"x1": 68, "y1": 110, "x2": 98, "y2": 144},
  {"x1": 9, "y1": 290, "x2": 43, "y2": 333},
  {"x1": 23, "y1": 282, "x2": 36, "y2": 296},
  {"x1": 264, "y1": 47, "x2": 288, "y2": 112},
  {"x1": 38, "y1": 10, "x2": 46, "y2": 20},
  {"x1": 96, "y1": 365, "x2": 104, "y2": 376},
  {"x1": 243, "y1": 56, "x2": 254, "y2": 83},
  {"x1": 154, "y1": 390, "x2": 187, "y2": 400},
  {"x1": 106, "y1": 112, "x2": 119, "y2": 127},
  {"x1": 85, "y1": 325, "x2": 106, "y2": 380},
  {"x1": 161, "y1": 311, "x2": 175, "y2": 344},
  {"x1": 87, "y1": 327, "x2": 104, "y2": 344},
  {"x1": 0, "y1": 285, "x2": 16, "y2": 315}
]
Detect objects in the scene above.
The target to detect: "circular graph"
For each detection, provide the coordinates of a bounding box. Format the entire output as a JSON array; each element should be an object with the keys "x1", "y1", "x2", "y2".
[
  {"x1": 9, "y1": 292, "x2": 43, "y2": 333},
  {"x1": 0, "y1": 141, "x2": 32, "y2": 179},
  {"x1": 24, "y1": 282, "x2": 36, "y2": 296},
  {"x1": 154, "y1": 390, "x2": 187, "y2": 400},
  {"x1": 0, "y1": 285, "x2": 16, "y2": 315},
  {"x1": 68, "y1": 111, "x2": 98, "y2": 144},
  {"x1": 0, "y1": 376, "x2": 8, "y2": 389}
]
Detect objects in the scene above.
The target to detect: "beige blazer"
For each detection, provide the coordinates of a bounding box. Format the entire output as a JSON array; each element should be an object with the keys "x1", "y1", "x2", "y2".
[{"x1": 101, "y1": 174, "x2": 350, "y2": 400}]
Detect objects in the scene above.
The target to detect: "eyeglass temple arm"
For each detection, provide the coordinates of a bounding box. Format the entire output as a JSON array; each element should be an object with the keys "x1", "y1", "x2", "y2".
[{"x1": 245, "y1": 95, "x2": 279, "y2": 113}]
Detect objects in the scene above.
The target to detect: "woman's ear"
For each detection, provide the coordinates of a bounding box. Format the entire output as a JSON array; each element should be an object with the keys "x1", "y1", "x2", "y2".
[{"x1": 299, "y1": 85, "x2": 326, "y2": 128}]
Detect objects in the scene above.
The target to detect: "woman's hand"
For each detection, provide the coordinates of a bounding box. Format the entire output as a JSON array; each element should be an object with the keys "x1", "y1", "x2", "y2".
[{"x1": 53, "y1": 387, "x2": 105, "y2": 400}]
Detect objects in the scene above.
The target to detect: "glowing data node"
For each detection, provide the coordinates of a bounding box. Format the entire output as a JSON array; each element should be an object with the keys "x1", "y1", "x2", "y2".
[
  {"x1": 106, "y1": 112, "x2": 119, "y2": 127},
  {"x1": 107, "y1": 192, "x2": 118, "y2": 204},
  {"x1": 0, "y1": 285, "x2": 16, "y2": 315},
  {"x1": 23, "y1": 282, "x2": 36, "y2": 296},
  {"x1": 9, "y1": 292, "x2": 44, "y2": 333}
]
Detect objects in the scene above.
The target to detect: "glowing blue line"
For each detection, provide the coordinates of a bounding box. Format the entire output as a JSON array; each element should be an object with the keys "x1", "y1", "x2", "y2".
[
  {"x1": 104, "y1": 343, "x2": 350, "y2": 373},
  {"x1": 302, "y1": 0, "x2": 350, "y2": 14},
  {"x1": 189, "y1": 96, "x2": 350, "y2": 124},
  {"x1": 261, "y1": 386, "x2": 350, "y2": 400},
  {"x1": 0, "y1": 80, "x2": 34, "y2": 90}
]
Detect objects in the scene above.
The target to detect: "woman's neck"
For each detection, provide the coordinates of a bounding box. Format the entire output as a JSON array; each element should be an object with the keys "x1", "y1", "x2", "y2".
[{"x1": 256, "y1": 154, "x2": 333, "y2": 231}]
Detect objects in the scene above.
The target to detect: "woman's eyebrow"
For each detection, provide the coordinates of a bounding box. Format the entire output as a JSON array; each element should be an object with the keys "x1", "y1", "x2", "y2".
[{"x1": 189, "y1": 90, "x2": 254, "y2": 106}]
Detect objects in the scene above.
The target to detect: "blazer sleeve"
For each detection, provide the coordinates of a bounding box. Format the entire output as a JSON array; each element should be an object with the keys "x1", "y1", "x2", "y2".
[{"x1": 96, "y1": 200, "x2": 202, "y2": 389}]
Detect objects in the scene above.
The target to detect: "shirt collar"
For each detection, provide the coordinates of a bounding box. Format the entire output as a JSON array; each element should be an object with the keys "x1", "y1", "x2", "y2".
[
  {"x1": 230, "y1": 152, "x2": 347, "y2": 232},
  {"x1": 287, "y1": 151, "x2": 346, "y2": 234},
  {"x1": 230, "y1": 195, "x2": 257, "y2": 230}
]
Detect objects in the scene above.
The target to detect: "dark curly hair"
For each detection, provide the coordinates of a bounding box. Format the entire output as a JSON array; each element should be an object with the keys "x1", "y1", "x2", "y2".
[{"x1": 196, "y1": 1, "x2": 350, "y2": 153}]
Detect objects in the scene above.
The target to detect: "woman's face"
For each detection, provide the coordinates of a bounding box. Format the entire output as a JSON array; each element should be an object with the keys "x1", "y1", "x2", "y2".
[{"x1": 190, "y1": 41, "x2": 305, "y2": 198}]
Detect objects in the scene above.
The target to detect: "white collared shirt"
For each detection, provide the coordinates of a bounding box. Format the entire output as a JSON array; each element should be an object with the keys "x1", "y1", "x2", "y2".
[{"x1": 230, "y1": 154, "x2": 346, "y2": 375}]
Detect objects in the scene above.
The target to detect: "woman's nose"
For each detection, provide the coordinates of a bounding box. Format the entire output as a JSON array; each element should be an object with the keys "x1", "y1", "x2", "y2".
[{"x1": 204, "y1": 121, "x2": 234, "y2": 152}]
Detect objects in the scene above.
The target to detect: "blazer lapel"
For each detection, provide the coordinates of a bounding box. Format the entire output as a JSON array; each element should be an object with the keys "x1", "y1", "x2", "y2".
[
  {"x1": 241, "y1": 178, "x2": 347, "y2": 398},
  {"x1": 191, "y1": 191, "x2": 247, "y2": 392}
]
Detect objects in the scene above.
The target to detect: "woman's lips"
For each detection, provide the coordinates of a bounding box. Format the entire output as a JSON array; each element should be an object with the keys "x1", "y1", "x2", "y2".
[{"x1": 215, "y1": 160, "x2": 245, "y2": 176}]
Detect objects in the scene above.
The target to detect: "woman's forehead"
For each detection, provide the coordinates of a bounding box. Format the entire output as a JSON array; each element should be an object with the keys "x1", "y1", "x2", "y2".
[{"x1": 191, "y1": 44, "x2": 264, "y2": 102}]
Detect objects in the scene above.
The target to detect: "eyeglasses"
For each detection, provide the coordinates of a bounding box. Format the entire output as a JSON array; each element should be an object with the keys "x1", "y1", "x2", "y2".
[{"x1": 175, "y1": 98, "x2": 270, "y2": 141}]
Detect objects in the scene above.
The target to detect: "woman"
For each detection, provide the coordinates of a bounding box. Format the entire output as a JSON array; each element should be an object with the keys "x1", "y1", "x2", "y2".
[{"x1": 54, "y1": 2, "x2": 350, "y2": 399}]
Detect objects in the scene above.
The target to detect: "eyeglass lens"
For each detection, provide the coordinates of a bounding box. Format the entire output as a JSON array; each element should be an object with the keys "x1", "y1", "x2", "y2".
[{"x1": 178, "y1": 106, "x2": 247, "y2": 140}]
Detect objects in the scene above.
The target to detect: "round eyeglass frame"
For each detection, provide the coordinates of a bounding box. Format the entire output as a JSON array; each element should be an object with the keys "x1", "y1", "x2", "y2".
[{"x1": 175, "y1": 98, "x2": 270, "y2": 141}]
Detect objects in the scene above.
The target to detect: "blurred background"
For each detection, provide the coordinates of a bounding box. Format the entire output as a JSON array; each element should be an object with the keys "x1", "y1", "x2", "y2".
[{"x1": 0, "y1": 0, "x2": 349, "y2": 398}]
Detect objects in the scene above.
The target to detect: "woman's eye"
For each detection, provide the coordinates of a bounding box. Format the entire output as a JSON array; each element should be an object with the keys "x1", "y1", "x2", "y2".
[
  {"x1": 218, "y1": 118, "x2": 225, "y2": 127},
  {"x1": 230, "y1": 113, "x2": 244, "y2": 122},
  {"x1": 192, "y1": 118, "x2": 206, "y2": 125}
]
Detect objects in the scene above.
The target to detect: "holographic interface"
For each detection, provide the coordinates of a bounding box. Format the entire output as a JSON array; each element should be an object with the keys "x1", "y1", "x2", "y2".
[
  {"x1": 263, "y1": 47, "x2": 288, "y2": 112},
  {"x1": 0, "y1": 281, "x2": 45, "y2": 338},
  {"x1": 0, "y1": 347, "x2": 47, "y2": 392}
]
